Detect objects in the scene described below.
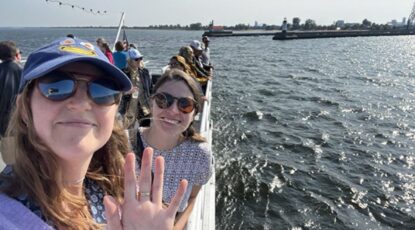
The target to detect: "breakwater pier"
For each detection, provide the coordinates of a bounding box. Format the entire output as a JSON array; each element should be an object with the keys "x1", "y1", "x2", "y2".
[
  {"x1": 202, "y1": 30, "x2": 277, "y2": 37},
  {"x1": 273, "y1": 29, "x2": 415, "y2": 40},
  {"x1": 203, "y1": 29, "x2": 415, "y2": 40}
]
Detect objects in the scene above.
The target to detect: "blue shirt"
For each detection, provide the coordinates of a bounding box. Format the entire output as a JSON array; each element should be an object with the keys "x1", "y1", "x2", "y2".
[{"x1": 112, "y1": 51, "x2": 128, "y2": 70}]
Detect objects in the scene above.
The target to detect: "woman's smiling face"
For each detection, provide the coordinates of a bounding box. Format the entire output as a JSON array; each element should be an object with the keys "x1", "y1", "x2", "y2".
[
  {"x1": 30, "y1": 62, "x2": 118, "y2": 163},
  {"x1": 150, "y1": 80, "x2": 195, "y2": 136}
]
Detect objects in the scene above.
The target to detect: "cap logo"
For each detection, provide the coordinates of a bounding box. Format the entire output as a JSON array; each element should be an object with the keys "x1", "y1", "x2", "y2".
[
  {"x1": 59, "y1": 45, "x2": 97, "y2": 56},
  {"x1": 80, "y1": 42, "x2": 95, "y2": 51},
  {"x1": 60, "y1": 38, "x2": 75, "y2": 45}
]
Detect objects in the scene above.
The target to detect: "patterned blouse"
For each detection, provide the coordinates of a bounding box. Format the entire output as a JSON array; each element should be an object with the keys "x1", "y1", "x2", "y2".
[
  {"x1": 0, "y1": 166, "x2": 107, "y2": 224},
  {"x1": 137, "y1": 130, "x2": 214, "y2": 212}
]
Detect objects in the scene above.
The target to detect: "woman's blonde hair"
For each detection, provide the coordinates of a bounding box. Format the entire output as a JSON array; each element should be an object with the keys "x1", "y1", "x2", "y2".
[
  {"x1": 171, "y1": 55, "x2": 196, "y2": 78},
  {"x1": 152, "y1": 69, "x2": 205, "y2": 142},
  {"x1": 1, "y1": 82, "x2": 129, "y2": 229}
]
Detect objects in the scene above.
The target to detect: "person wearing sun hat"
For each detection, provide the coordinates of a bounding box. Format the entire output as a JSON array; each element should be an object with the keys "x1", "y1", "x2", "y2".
[
  {"x1": 119, "y1": 48, "x2": 152, "y2": 128},
  {"x1": 0, "y1": 37, "x2": 187, "y2": 229}
]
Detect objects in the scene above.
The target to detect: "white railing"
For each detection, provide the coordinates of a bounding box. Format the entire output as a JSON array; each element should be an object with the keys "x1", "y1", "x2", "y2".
[
  {"x1": 199, "y1": 80, "x2": 212, "y2": 133},
  {"x1": 187, "y1": 79, "x2": 215, "y2": 230}
]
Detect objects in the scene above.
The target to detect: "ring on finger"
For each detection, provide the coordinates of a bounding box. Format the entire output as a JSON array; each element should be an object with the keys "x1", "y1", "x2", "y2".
[
  {"x1": 140, "y1": 191, "x2": 150, "y2": 197},
  {"x1": 136, "y1": 191, "x2": 151, "y2": 200}
]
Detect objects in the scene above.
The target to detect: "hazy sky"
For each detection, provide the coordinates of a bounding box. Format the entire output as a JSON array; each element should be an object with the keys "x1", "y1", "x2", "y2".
[{"x1": 1, "y1": 0, "x2": 414, "y2": 27}]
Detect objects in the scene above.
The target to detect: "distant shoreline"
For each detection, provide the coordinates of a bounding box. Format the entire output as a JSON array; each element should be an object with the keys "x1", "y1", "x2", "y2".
[
  {"x1": 0, "y1": 26, "x2": 196, "y2": 30},
  {"x1": 0, "y1": 26, "x2": 277, "y2": 32}
]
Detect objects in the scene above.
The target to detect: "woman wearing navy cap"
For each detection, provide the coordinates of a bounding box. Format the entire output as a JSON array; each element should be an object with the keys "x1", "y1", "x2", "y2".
[{"x1": 0, "y1": 37, "x2": 187, "y2": 229}]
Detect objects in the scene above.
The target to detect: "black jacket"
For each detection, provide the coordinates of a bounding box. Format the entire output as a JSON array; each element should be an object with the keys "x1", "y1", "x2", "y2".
[{"x1": 0, "y1": 61, "x2": 22, "y2": 136}]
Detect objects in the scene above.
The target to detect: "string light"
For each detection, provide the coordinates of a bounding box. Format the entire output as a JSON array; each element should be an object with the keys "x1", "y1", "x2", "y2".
[{"x1": 45, "y1": 0, "x2": 108, "y2": 15}]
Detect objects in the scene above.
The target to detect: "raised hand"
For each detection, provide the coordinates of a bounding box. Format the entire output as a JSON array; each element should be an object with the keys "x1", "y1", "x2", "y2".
[{"x1": 104, "y1": 148, "x2": 188, "y2": 230}]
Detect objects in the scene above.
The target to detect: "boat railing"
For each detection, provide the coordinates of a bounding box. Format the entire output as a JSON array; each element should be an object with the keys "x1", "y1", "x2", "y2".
[
  {"x1": 187, "y1": 78, "x2": 215, "y2": 230},
  {"x1": 198, "y1": 80, "x2": 212, "y2": 133}
]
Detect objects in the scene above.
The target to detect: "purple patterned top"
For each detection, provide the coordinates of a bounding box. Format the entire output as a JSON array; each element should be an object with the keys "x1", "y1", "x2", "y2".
[{"x1": 0, "y1": 193, "x2": 53, "y2": 230}]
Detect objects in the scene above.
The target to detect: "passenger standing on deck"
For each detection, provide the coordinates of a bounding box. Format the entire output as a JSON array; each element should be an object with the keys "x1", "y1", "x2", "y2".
[
  {"x1": 96, "y1": 37, "x2": 114, "y2": 64},
  {"x1": 0, "y1": 37, "x2": 187, "y2": 229},
  {"x1": 113, "y1": 41, "x2": 128, "y2": 70},
  {"x1": 201, "y1": 36, "x2": 211, "y2": 66},
  {"x1": 189, "y1": 40, "x2": 205, "y2": 69},
  {"x1": 0, "y1": 41, "x2": 22, "y2": 162},
  {"x1": 135, "y1": 69, "x2": 214, "y2": 229},
  {"x1": 191, "y1": 40, "x2": 212, "y2": 74},
  {"x1": 101, "y1": 42, "x2": 115, "y2": 64},
  {"x1": 120, "y1": 48, "x2": 152, "y2": 128},
  {"x1": 96, "y1": 37, "x2": 106, "y2": 47}
]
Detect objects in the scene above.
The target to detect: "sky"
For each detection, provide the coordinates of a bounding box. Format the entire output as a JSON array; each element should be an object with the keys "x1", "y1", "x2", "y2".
[{"x1": 1, "y1": 0, "x2": 414, "y2": 27}]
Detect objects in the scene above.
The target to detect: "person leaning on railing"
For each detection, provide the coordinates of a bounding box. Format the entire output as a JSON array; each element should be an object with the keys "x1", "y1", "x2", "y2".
[
  {"x1": 190, "y1": 40, "x2": 212, "y2": 74},
  {"x1": 201, "y1": 36, "x2": 211, "y2": 67}
]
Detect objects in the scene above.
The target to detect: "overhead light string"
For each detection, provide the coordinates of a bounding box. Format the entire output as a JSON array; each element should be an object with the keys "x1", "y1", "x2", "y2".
[{"x1": 45, "y1": 0, "x2": 108, "y2": 15}]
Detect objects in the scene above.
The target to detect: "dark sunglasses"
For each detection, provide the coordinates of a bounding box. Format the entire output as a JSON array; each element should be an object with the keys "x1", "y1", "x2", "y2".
[
  {"x1": 135, "y1": 57, "x2": 143, "y2": 61},
  {"x1": 152, "y1": 92, "x2": 197, "y2": 114},
  {"x1": 169, "y1": 62, "x2": 180, "y2": 68},
  {"x1": 36, "y1": 71, "x2": 121, "y2": 106}
]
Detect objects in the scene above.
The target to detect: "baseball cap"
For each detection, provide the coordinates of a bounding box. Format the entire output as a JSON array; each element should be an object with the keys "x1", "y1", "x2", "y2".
[
  {"x1": 20, "y1": 37, "x2": 132, "y2": 92},
  {"x1": 128, "y1": 48, "x2": 143, "y2": 59},
  {"x1": 190, "y1": 40, "x2": 203, "y2": 51}
]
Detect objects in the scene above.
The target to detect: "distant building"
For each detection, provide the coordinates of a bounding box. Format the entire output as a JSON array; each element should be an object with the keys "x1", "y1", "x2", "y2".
[
  {"x1": 387, "y1": 19, "x2": 406, "y2": 27},
  {"x1": 292, "y1": 17, "x2": 300, "y2": 29},
  {"x1": 281, "y1": 18, "x2": 288, "y2": 33},
  {"x1": 335, "y1": 20, "x2": 345, "y2": 28},
  {"x1": 344, "y1": 22, "x2": 360, "y2": 27}
]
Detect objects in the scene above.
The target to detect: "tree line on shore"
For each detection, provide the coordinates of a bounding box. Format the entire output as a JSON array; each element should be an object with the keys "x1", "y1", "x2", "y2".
[
  {"x1": 147, "y1": 18, "x2": 411, "y2": 31},
  {"x1": 62, "y1": 18, "x2": 411, "y2": 31}
]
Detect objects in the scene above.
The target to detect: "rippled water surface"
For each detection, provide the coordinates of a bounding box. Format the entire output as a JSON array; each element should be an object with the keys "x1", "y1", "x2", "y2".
[{"x1": 2, "y1": 28, "x2": 415, "y2": 229}]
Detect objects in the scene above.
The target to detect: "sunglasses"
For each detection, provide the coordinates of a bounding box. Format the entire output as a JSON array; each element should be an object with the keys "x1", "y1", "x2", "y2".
[
  {"x1": 169, "y1": 62, "x2": 181, "y2": 68},
  {"x1": 152, "y1": 92, "x2": 197, "y2": 114},
  {"x1": 36, "y1": 71, "x2": 121, "y2": 106},
  {"x1": 135, "y1": 57, "x2": 143, "y2": 61}
]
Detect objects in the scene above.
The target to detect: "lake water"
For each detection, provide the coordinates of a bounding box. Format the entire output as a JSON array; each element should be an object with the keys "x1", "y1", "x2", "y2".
[{"x1": 1, "y1": 28, "x2": 415, "y2": 229}]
